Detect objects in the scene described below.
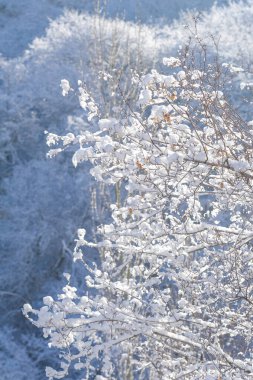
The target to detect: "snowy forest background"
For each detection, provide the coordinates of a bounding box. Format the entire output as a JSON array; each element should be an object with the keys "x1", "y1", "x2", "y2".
[{"x1": 2, "y1": 0, "x2": 253, "y2": 379}]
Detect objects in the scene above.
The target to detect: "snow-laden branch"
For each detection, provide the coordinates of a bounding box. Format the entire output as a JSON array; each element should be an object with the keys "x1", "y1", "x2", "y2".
[{"x1": 25, "y1": 42, "x2": 253, "y2": 379}]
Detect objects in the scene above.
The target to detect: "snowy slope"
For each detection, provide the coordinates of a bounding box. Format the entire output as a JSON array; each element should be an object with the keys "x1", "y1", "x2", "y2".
[
  {"x1": 0, "y1": 0, "x2": 229, "y2": 58},
  {"x1": 0, "y1": 0, "x2": 252, "y2": 379}
]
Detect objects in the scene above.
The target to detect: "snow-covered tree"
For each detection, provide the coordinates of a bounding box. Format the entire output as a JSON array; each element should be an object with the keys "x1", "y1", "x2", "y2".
[
  {"x1": 0, "y1": 10, "x2": 169, "y2": 318},
  {"x1": 24, "y1": 36, "x2": 253, "y2": 380},
  {"x1": 0, "y1": 12, "x2": 170, "y2": 378}
]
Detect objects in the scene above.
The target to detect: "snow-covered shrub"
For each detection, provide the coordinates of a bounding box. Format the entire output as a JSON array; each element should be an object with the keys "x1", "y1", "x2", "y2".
[
  {"x1": 0, "y1": 0, "x2": 229, "y2": 59},
  {"x1": 2, "y1": 2, "x2": 251, "y2": 318},
  {"x1": 172, "y1": 0, "x2": 253, "y2": 68},
  {"x1": 25, "y1": 38, "x2": 253, "y2": 379},
  {"x1": 0, "y1": 11, "x2": 170, "y2": 318},
  {"x1": 0, "y1": 327, "x2": 42, "y2": 380},
  {"x1": 0, "y1": 9, "x2": 170, "y2": 174},
  {"x1": 0, "y1": 159, "x2": 94, "y2": 315},
  {"x1": 1, "y1": 1, "x2": 253, "y2": 377}
]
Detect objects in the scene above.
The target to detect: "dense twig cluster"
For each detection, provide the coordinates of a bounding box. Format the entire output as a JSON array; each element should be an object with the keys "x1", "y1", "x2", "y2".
[{"x1": 24, "y1": 42, "x2": 253, "y2": 379}]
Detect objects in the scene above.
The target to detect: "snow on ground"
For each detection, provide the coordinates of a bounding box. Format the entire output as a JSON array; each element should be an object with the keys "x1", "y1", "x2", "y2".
[
  {"x1": 0, "y1": 0, "x2": 229, "y2": 58},
  {"x1": 0, "y1": 0, "x2": 251, "y2": 379}
]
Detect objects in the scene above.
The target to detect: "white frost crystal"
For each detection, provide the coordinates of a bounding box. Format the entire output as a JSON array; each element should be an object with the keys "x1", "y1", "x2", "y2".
[{"x1": 60, "y1": 79, "x2": 71, "y2": 96}]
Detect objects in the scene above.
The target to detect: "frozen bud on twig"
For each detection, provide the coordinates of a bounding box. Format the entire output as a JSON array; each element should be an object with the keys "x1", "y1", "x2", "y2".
[{"x1": 60, "y1": 79, "x2": 71, "y2": 96}]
